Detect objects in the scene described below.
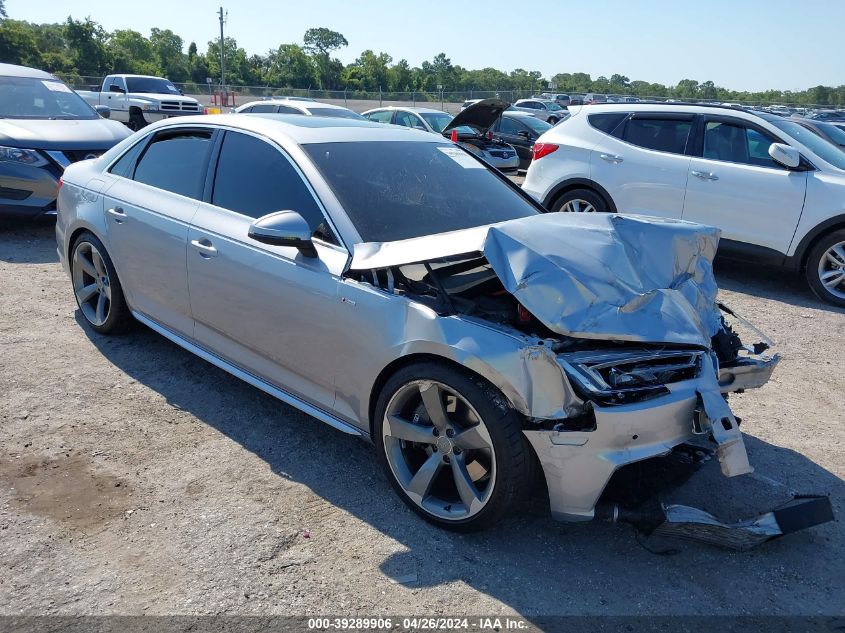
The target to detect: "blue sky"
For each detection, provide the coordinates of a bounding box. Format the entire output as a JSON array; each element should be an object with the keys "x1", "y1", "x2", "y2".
[{"x1": 7, "y1": 0, "x2": 843, "y2": 92}]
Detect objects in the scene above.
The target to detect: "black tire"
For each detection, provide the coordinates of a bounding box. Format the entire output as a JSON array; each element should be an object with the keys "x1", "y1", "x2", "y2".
[
  {"x1": 70, "y1": 231, "x2": 134, "y2": 334},
  {"x1": 550, "y1": 187, "x2": 609, "y2": 213},
  {"x1": 548, "y1": 116, "x2": 559, "y2": 125},
  {"x1": 374, "y1": 362, "x2": 535, "y2": 532},
  {"x1": 805, "y1": 229, "x2": 845, "y2": 307},
  {"x1": 127, "y1": 111, "x2": 146, "y2": 132}
]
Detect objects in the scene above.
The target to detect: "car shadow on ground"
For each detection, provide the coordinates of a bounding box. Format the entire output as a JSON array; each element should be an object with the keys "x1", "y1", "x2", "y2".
[
  {"x1": 714, "y1": 257, "x2": 845, "y2": 314},
  {"x1": 0, "y1": 219, "x2": 59, "y2": 264},
  {"x1": 77, "y1": 314, "x2": 844, "y2": 619}
]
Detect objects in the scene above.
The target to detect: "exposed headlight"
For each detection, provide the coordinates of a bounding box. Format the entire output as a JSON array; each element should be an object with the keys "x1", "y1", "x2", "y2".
[
  {"x1": 0, "y1": 146, "x2": 49, "y2": 167},
  {"x1": 558, "y1": 349, "x2": 703, "y2": 405},
  {"x1": 142, "y1": 104, "x2": 155, "y2": 111}
]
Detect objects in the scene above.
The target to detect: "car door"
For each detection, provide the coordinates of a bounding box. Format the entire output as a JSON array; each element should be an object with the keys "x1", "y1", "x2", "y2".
[
  {"x1": 682, "y1": 116, "x2": 807, "y2": 254},
  {"x1": 102, "y1": 128, "x2": 214, "y2": 336},
  {"x1": 105, "y1": 76, "x2": 128, "y2": 119},
  {"x1": 589, "y1": 112, "x2": 693, "y2": 218},
  {"x1": 186, "y1": 129, "x2": 346, "y2": 412}
]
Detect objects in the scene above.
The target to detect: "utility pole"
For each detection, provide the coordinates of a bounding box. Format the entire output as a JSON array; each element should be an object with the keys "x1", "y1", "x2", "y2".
[{"x1": 218, "y1": 7, "x2": 227, "y2": 102}]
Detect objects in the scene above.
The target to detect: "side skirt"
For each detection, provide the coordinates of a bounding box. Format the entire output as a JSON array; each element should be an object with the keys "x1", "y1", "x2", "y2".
[{"x1": 131, "y1": 311, "x2": 366, "y2": 438}]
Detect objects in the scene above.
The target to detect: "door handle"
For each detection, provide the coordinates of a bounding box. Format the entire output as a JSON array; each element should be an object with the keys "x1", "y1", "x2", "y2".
[
  {"x1": 691, "y1": 170, "x2": 719, "y2": 181},
  {"x1": 599, "y1": 153, "x2": 623, "y2": 164},
  {"x1": 190, "y1": 238, "x2": 218, "y2": 258},
  {"x1": 107, "y1": 206, "x2": 126, "y2": 223}
]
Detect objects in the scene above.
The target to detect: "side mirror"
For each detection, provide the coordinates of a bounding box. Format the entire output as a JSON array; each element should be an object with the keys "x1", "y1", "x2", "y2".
[
  {"x1": 109, "y1": 85, "x2": 126, "y2": 94},
  {"x1": 768, "y1": 143, "x2": 800, "y2": 169},
  {"x1": 94, "y1": 105, "x2": 111, "y2": 118},
  {"x1": 248, "y1": 210, "x2": 317, "y2": 257}
]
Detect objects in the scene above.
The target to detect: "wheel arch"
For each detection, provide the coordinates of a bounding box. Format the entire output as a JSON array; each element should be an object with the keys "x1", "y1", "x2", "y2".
[
  {"x1": 367, "y1": 352, "x2": 529, "y2": 439},
  {"x1": 543, "y1": 178, "x2": 617, "y2": 213},
  {"x1": 789, "y1": 214, "x2": 845, "y2": 271}
]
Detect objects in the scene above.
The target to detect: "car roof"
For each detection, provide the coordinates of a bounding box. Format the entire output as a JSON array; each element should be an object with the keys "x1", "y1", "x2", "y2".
[
  {"x1": 503, "y1": 110, "x2": 537, "y2": 117},
  {"x1": 241, "y1": 99, "x2": 350, "y2": 110},
  {"x1": 583, "y1": 102, "x2": 766, "y2": 119},
  {"x1": 148, "y1": 113, "x2": 444, "y2": 144},
  {"x1": 0, "y1": 63, "x2": 55, "y2": 79},
  {"x1": 362, "y1": 106, "x2": 448, "y2": 114}
]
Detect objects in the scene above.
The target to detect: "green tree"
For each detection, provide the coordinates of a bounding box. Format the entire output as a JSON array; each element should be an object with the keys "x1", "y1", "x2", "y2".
[
  {"x1": 150, "y1": 28, "x2": 188, "y2": 81},
  {"x1": 303, "y1": 27, "x2": 347, "y2": 89},
  {"x1": 266, "y1": 43, "x2": 315, "y2": 88},
  {"x1": 388, "y1": 59, "x2": 412, "y2": 92},
  {"x1": 107, "y1": 29, "x2": 157, "y2": 75},
  {"x1": 0, "y1": 20, "x2": 41, "y2": 67},
  {"x1": 0, "y1": 0, "x2": 6, "y2": 18},
  {"x1": 64, "y1": 17, "x2": 110, "y2": 76}
]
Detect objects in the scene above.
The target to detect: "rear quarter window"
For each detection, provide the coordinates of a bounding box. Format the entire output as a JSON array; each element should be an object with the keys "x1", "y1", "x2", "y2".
[{"x1": 588, "y1": 113, "x2": 628, "y2": 138}]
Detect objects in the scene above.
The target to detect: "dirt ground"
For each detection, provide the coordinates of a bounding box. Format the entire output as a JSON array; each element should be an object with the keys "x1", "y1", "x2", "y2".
[{"x1": 0, "y1": 219, "x2": 843, "y2": 622}]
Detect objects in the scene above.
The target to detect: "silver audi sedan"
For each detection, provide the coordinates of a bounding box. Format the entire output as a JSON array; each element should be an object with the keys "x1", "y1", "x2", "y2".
[{"x1": 56, "y1": 114, "x2": 784, "y2": 534}]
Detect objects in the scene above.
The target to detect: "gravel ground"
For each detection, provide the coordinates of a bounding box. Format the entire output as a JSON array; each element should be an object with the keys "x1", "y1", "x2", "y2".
[{"x1": 0, "y1": 219, "x2": 843, "y2": 621}]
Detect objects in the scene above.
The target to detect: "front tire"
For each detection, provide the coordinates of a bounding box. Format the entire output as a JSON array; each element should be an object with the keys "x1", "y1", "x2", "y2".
[
  {"x1": 551, "y1": 187, "x2": 608, "y2": 214},
  {"x1": 71, "y1": 231, "x2": 134, "y2": 334},
  {"x1": 127, "y1": 111, "x2": 146, "y2": 132},
  {"x1": 805, "y1": 229, "x2": 845, "y2": 307},
  {"x1": 374, "y1": 362, "x2": 534, "y2": 532}
]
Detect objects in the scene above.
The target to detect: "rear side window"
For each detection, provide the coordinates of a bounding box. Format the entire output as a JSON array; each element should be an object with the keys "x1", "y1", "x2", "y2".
[
  {"x1": 109, "y1": 139, "x2": 147, "y2": 178},
  {"x1": 366, "y1": 110, "x2": 393, "y2": 123},
  {"x1": 624, "y1": 117, "x2": 692, "y2": 154},
  {"x1": 250, "y1": 103, "x2": 278, "y2": 113},
  {"x1": 133, "y1": 131, "x2": 212, "y2": 198},
  {"x1": 276, "y1": 105, "x2": 302, "y2": 114},
  {"x1": 211, "y1": 131, "x2": 333, "y2": 241},
  {"x1": 588, "y1": 113, "x2": 628, "y2": 138}
]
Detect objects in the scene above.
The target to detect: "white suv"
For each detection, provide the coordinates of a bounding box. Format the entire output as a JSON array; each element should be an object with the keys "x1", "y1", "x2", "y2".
[{"x1": 522, "y1": 104, "x2": 845, "y2": 306}]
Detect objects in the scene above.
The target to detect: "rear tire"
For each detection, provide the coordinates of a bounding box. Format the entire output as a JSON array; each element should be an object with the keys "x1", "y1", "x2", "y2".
[
  {"x1": 374, "y1": 362, "x2": 534, "y2": 532},
  {"x1": 805, "y1": 229, "x2": 845, "y2": 307},
  {"x1": 548, "y1": 116, "x2": 559, "y2": 125},
  {"x1": 70, "y1": 231, "x2": 134, "y2": 334},
  {"x1": 551, "y1": 188, "x2": 608, "y2": 214}
]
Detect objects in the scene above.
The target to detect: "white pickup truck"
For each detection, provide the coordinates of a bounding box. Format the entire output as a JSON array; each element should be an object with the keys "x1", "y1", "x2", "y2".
[{"x1": 77, "y1": 74, "x2": 202, "y2": 131}]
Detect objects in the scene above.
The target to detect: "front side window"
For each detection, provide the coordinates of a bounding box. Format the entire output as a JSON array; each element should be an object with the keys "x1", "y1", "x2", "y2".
[
  {"x1": 305, "y1": 107, "x2": 363, "y2": 120},
  {"x1": 133, "y1": 131, "x2": 212, "y2": 198},
  {"x1": 624, "y1": 117, "x2": 692, "y2": 154},
  {"x1": 703, "y1": 121, "x2": 778, "y2": 168},
  {"x1": 276, "y1": 105, "x2": 303, "y2": 114},
  {"x1": 303, "y1": 141, "x2": 539, "y2": 243},
  {"x1": 498, "y1": 117, "x2": 525, "y2": 135},
  {"x1": 419, "y1": 112, "x2": 453, "y2": 133},
  {"x1": 212, "y1": 131, "x2": 334, "y2": 241}
]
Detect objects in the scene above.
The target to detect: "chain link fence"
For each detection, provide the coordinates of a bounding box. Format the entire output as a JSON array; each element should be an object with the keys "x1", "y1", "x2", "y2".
[{"x1": 58, "y1": 75, "x2": 840, "y2": 113}]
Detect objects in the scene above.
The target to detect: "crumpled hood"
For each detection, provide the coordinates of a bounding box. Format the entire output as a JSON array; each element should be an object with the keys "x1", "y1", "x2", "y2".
[
  {"x1": 483, "y1": 213, "x2": 722, "y2": 346},
  {"x1": 0, "y1": 118, "x2": 131, "y2": 150}
]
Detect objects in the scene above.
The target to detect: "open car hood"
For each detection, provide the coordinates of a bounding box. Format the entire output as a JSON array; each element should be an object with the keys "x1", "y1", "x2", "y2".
[
  {"x1": 442, "y1": 98, "x2": 510, "y2": 135},
  {"x1": 350, "y1": 213, "x2": 723, "y2": 347}
]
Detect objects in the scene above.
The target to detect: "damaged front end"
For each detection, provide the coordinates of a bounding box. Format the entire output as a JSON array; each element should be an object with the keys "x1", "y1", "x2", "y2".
[{"x1": 348, "y1": 213, "x2": 832, "y2": 546}]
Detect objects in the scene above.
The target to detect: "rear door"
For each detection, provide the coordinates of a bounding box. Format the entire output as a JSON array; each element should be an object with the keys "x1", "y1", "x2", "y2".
[
  {"x1": 102, "y1": 128, "x2": 214, "y2": 336},
  {"x1": 682, "y1": 115, "x2": 807, "y2": 254},
  {"x1": 589, "y1": 112, "x2": 693, "y2": 218},
  {"x1": 186, "y1": 130, "x2": 346, "y2": 412}
]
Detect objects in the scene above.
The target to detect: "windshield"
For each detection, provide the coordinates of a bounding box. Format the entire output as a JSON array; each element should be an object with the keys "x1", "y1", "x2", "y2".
[
  {"x1": 420, "y1": 112, "x2": 453, "y2": 133},
  {"x1": 303, "y1": 141, "x2": 539, "y2": 242},
  {"x1": 770, "y1": 119, "x2": 845, "y2": 170},
  {"x1": 814, "y1": 122, "x2": 845, "y2": 146},
  {"x1": 0, "y1": 76, "x2": 98, "y2": 120},
  {"x1": 125, "y1": 77, "x2": 180, "y2": 95},
  {"x1": 306, "y1": 107, "x2": 364, "y2": 120}
]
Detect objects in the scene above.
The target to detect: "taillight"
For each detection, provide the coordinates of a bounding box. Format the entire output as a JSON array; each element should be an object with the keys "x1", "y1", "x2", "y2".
[
  {"x1": 57, "y1": 177, "x2": 63, "y2": 194},
  {"x1": 532, "y1": 143, "x2": 559, "y2": 160},
  {"x1": 486, "y1": 130, "x2": 493, "y2": 141}
]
